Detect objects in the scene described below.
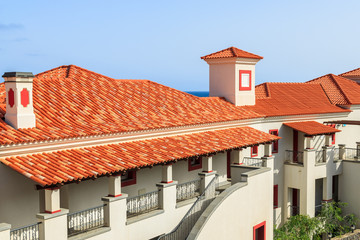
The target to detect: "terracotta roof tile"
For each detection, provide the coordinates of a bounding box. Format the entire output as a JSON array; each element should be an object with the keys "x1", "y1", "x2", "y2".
[
  {"x1": 201, "y1": 47, "x2": 263, "y2": 60},
  {"x1": 0, "y1": 126, "x2": 280, "y2": 187},
  {"x1": 307, "y1": 74, "x2": 360, "y2": 105},
  {"x1": 0, "y1": 65, "x2": 262, "y2": 146},
  {"x1": 339, "y1": 67, "x2": 360, "y2": 78},
  {"x1": 283, "y1": 121, "x2": 341, "y2": 136},
  {"x1": 244, "y1": 83, "x2": 350, "y2": 117}
]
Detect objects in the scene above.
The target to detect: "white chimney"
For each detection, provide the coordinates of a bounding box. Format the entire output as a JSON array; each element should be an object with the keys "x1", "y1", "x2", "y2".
[
  {"x1": 201, "y1": 47, "x2": 262, "y2": 106},
  {"x1": 3, "y1": 72, "x2": 36, "y2": 129}
]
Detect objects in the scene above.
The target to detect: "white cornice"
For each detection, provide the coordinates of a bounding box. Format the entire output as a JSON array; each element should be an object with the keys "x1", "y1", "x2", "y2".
[{"x1": 205, "y1": 58, "x2": 260, "y2": 65}]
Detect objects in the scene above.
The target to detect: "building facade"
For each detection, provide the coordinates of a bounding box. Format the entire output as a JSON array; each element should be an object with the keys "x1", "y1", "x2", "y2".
[{"x1": 0, "y1": 47, "x2": 360, "y2": 240}]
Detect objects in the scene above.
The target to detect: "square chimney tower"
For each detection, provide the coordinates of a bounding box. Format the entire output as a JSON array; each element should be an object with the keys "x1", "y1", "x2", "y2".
[
  {"x1": 201, "y1": 47, "x2": 263, "y2": 106},
  {"x1": 3, "y1": 72, "x2": 36, "y2": 129}
]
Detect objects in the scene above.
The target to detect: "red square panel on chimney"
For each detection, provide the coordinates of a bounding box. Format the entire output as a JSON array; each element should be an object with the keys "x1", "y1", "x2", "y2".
[
  {"x1": 8, "y1": 89, "x2": 15, "y2": 108},
  {"x1": 21, "y1": 88, "x2": 29, "y2": 107}
]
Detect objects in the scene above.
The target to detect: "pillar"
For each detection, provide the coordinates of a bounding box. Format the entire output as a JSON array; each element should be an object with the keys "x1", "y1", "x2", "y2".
[
  {"x1": 300, "y1": 149, "x2": 316, "y2": 217},
  {"x1": 109, "y1": 174, "x2": 122, "y2": 197},
  {"x1": 37, "y1": 209, "x2": 69, "y2": 240},
  {"x1": 199, "y1": 171, "x2": 216, "y2": 197},
  {"x1": 305, "y1": 136, "x2": 314, "y2": 149},
  {"x1": 355, "y1": 142, "x2": 360, "y2": 159},
  {"x1": 325, "y1": 135, "x2": 332, "y2": 147},
  {"x1": 322, "y1": 177, "x2": 332, "y2": 201},
  {"x1": 231, "y1": 149, "x2": 243, "y2": 165},
  {"x1": 202, "y1": 156, "x2": 213, "y2": 173},
  {"x1": 338, "y1": 144, "x2": 346, "y2": 160},
  {"x1": 264, "y1": 143, "x2": 272, "y2": 157},
  {"x1": 102, "y1": 194, "x2": 127, "y2": 235},
  {"x1": 44, "y1": 188, "x2": 60, "y2": 214},
  {"x1": 261, "y1": 156, "x2": 274, "y2": 169},
  {"x1": 161, "y1": 163, "x2": 173, "y2": 183},
  {"x1": 0, "y1": 223, "x2": 11, "y2": 240},
  {"x1": 156, "y1": 182, "x2": 177, "y2": 211}
]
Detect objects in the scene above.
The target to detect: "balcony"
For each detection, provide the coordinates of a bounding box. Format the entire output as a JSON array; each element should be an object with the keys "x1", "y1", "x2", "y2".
[{"x1": 285, "y1": 150, "x2": 304, "y2": 165}]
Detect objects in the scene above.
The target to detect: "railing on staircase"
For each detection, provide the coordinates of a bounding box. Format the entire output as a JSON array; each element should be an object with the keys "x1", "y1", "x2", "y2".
[{"x1": 158, "y1": 175, "x2": 218, "y2": 240}]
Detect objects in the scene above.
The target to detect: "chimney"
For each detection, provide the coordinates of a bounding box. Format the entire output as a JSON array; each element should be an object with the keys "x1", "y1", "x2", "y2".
[
  {"x1": 3, "y1": 72, "x2": 36, "y2": 129},
  {"x1": 201, "y1": 47, "x2": 263, "y2": 106}
]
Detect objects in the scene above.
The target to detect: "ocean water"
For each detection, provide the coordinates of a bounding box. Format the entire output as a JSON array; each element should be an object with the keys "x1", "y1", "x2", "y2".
[{"x1": 186, "y1": 91, "x2": 209, "y2": 97}]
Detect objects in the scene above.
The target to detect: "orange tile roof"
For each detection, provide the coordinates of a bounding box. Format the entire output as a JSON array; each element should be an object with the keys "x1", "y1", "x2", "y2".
[
  {"x1": 307, "y1": 74, "x2": 360, "y2": 105},
  {"x1": 283, "y1": 121, "x2": 341, "y2": 136},
  {"x1": 201, "y1": 47, "x2": 263, "y2": 60},
  {"x1": 0, "y1": 65, "x2": 263, "y2": 146},
  {"x1": 0, "y1": 126, "x2": 280, "y2": 187},
  {"x1": 340, "y1": 67, "x2": 360, "y2": 78},
  {"x1": 243, "y1": 82, "x2": 350, "y2": 117}
]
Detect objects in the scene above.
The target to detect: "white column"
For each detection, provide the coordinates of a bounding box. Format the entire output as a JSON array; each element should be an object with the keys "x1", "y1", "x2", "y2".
[
  {"x1": 109, "y1": 174, "x2": 122, "y2": 197},
  {"x1": 305, "y1": 136, "x2": 314, "y2": 149},
  {"x1": 301, "y1": 149, "x2": 316, "y2": 217},
  {"x1": 199, "y1": 171, "x2": 216, "y2": 196},
  {"x1": 156, "y1": 182, "x2": 177, "y2": 211},
  {"x1": 202, "y1": 156, "x2": 213, "y2": 173},
  {"x1": 102, "y1": 194, "x2": 127, "y2": 235},
  {"x1": 261, "y1": 156, "x2": 274, "y2": 169},
  {"x1": 231, "y1": 149, "x2": 243, "y2": 165},
  {"x1": 322, "y1": 177, "x2": 332, "y2": 201},
  {"x1": 161, "y1": 163, "x2": 173, "y2": 183},
  {"x1": 0, "y1": 223, "x2": 11, "y2": 240},
  {"x1": 338, "y1": 144, "x2": 346, "y2": 160},
  {"x1": 44, "y1": 188, "x2": 60, "y2": 214},
  {"x1": 37, "y1": 209, "x2": 69, "y2": 240},
  {"x1": 325, "y1": 135, "x2": 332, "y2": 147},
  {"x1": 264, "y1": 143, "x2": 272, "y2": 157}
]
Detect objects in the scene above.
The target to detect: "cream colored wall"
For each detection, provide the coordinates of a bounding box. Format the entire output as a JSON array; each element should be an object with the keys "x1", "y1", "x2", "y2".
[
  {"x1": 189, "y1": 168, "x2": 273, "y2": 240},
  {"x1": 0, "y1": 164, "x2": 39, "y2": 228},
  {"x1": 173, "y1": 159, "x2": 202, "y2": 184},
  {"x1": 339, "y1": 161, "x2": 360, "y2": 228}
]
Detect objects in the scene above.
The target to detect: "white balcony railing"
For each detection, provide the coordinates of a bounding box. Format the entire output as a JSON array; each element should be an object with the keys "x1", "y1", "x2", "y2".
[
  {"x1": 176, "y1": 179, "x2": 200, "y2": 202},
  {"x1": 127, "y1": 190, "x2": 159, "y2": 218}
]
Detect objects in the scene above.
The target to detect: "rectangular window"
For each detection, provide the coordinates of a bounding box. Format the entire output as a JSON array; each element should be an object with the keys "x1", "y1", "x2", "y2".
[
  {"x1": 121, "y1": 170, "x2": 136, "y2": 187},
  {"x1": 269, "y1": 129, "x2": 279, "y2": 153},
  {"x1": 188, "y1": 156, "x2": 202, "y2": 171},
  {"x1": 239, "y1": 70, "x2": 252, "y2": 90},
  {"x1": 251, "y1": 146, "x2": 258, "y2": 157},
  {"x1": 253, "y1": 221, "x2": 266, "y2": 240},
  {"x1": 274, "y1": 185, "x2": 278, "y2": 209}
]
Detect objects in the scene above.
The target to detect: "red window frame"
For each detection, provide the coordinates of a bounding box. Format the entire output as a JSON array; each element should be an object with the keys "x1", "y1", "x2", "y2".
[
  {"x1": 251, "y1": 146, "x2": 258, "y2": 157},
  {"x1": 121, "y1": 170, "x2": 137, "y2": 187},
  {"x1": 188, "y1": 156, "x2": 202, "y2": 171},
  {"x1": 330, "y1": 124, "x2": 336, "y2": 145},
  {"x1": 274, "y1": 185, "x2": 278, "y2": 209},
  {"x1": 253, "y1": 221, "x2": 266, "y2": 240},
  {"x1": 269, "y1": 129, "x2": 279, "y2": 153},
  {"x1": 239, "y1": 70, "x2": 252, "y2": 91}
]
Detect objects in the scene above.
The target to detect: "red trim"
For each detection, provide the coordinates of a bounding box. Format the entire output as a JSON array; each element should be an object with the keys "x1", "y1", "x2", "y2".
[
  {"x1": 188, "y1": 157, "x2": 202, "y2": 171},
  {"x1": 202, "y1": 170, "x2": 213, "y2": 173},
  {"x1": 108, "y1": 194, "x2": 122, "y2": 197},
  {"x1": 253, "y1": 221, "x2": 266, "y2": 240},
  {"x1": 251, "y1": 146, "x2": 258, "y2": 157},
  {"x1": 121, "y1": 170, "x2": 137, "y2": 187},
  {"x1": 269, "y1": 129, "x2": 279, "y2": 153},
  {"x1": 274, "y1": 185, "x2": 278, "y2": 209},
  {"x1": 45, "y1": 209, "x2": 61, "y2": 214},
  {"x1": 239, "y1": 70, "x2": 252, "y2": 91},
  {"x1": 322, "y1": 199, "x2": 333, "y2": 202},
  {"x1": 330, "y1": 124, "x2": 336, "y2": 145},
  {"x1": 161, "y1": 180, "x2": 174, "y2": 184}
]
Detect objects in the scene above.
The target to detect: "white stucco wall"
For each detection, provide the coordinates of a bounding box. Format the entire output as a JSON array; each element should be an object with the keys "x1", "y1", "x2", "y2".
[{"x1": 188, "y1": 167, "x2": 273, "y2": 240}]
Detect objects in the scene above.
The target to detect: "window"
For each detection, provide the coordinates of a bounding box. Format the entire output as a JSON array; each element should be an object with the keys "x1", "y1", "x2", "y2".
[
  {"x1": 253, "y1": 221, "x2": 266, "y2": 240},
  {"x1": 274, "y1": 185, "x2": 278, "y2": 209},
  {"x1": 251, "y1": 146, "x2": 258, "y2": 157},
  {"x1": 188, "y1": 156, "x2": 202, "y2": 171},
  {"x1": 269, "y1": 129, "x2": 279, "y2": 153},
  {"x1": 121, "y1": 170, "x2": 136, "y2": 187},
  {"x1": 239, "y1": 70, "x2": 252, "y2": 90}
]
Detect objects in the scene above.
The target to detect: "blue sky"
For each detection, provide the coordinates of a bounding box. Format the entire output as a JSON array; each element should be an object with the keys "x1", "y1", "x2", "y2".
[{"x1": 1, "y1": 0, "x2": 359, "y2": 91}]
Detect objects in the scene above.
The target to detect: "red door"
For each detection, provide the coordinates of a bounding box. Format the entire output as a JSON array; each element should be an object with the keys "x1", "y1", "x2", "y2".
[
  {"x1": 227, "y1": 150, "x2": 231, "y2": 178},
  {"x1": 293, "y1": 130, "x2": 298, "y2": 163}
]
